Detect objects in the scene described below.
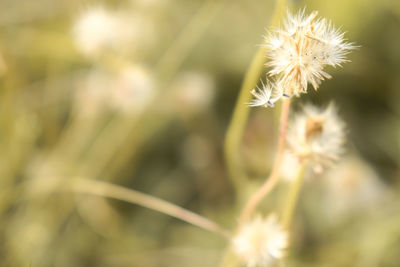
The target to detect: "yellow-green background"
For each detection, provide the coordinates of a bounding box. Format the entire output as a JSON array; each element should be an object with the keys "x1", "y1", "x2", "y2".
[{"x1": 0, "y1": 0, "x2": 399, "y2": 266}]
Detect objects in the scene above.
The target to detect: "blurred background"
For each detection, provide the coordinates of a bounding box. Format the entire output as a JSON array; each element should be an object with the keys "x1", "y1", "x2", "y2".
[{"x1": 0, "y1": 0, "x2": 400, "y2": 266}]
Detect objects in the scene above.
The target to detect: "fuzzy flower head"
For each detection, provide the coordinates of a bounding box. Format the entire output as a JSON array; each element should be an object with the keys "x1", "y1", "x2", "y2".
[
  {"x1": 248, "y1": 80, "x2": 285, "y2": 108},
  {"x1": 75, "y1": 65, "x2": 153, "y2": 117},
  {"x1": 110, "y1": 65, "x2": 154, "y2": 113},
  {"x1": 72, "y1": 7, "x2": 133, "y2": 57},
  {"x1": 287, "y1": 103, "x2": 345, "y2": 173},
  {"x1": 265, "y1": 9, "x2": 355, "y2": 96},
  {"x1": 233, "y1": 214, "x2": 288, "y2": 267}
]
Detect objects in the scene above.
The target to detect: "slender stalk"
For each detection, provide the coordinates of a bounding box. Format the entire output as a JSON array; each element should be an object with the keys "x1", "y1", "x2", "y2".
[
  {"x1": 220, "y1": 50, "x2": 291, "y2": 267},
  {"x1": 224, "y1": 48, "x2": 266, "y2": 191},
  {"x1": 238, "y1": 98, "x2": 291, "y2": 224},
  {"x1": 282, "y1": 164, "x2": 307, "y2": 229},
  {"x1": 224, "y1": 0, "x2": 287, "y2": 194},
  {"x1": 67, "y1": 177, "x2": 231, "y2": 238}
]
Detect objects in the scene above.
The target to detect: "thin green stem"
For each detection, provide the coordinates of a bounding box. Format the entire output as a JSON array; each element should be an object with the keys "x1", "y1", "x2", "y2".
[
  {"x1": 224, "y1": 0, "x2": 287, "y2": 194},
  {"x1": 224, "y1": 48, "x2": 266, "y2": 191},
  {"x1": 219, "y1": 1, "x2": 289, "y2": 266},
  {"x1": 65, "y1": 178, "x2": 231, "y2": 238},
  {"x1": 282, "y1": 164, "x2": 307, "y2": 229}
]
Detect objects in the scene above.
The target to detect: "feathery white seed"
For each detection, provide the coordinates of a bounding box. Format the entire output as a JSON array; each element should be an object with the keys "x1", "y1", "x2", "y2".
[{"x1": 248, "y1": 80, "x2": 283, "y2": 108}]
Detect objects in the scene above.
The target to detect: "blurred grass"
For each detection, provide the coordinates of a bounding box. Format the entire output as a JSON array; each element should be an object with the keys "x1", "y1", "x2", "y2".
[{"x1": 0, "y1": 0, "x2": 400, "y2": 266}]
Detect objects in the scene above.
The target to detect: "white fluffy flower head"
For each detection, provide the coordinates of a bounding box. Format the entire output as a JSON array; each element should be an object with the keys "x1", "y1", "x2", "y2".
[
  {"x1": 265, "y1": 9, "x2": 355, "y2": 96},
  {"x1": 287, "y1": 103, "x2": 345, "y2": 173},
  {"x1": 233, "y1": 214, "x2": 288, "y2": 267}
]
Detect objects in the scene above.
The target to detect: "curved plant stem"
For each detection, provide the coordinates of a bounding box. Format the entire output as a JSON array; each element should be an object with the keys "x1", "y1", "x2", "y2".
[
  {"x1": 66, "y1": 177, "x2": 231, "y2": 238},
  {"x1": 282, "y1": 164, "x2": 306, "y2": 229},
  {"x1": 224, "y1": 0, "x2": 287, "y2": 194},
  {"x1": 224, "y1": 48, "x2": 266, "y2": 192},
  {"x1": 238, "y1": 98, "x2": 291, "y2": 224}
]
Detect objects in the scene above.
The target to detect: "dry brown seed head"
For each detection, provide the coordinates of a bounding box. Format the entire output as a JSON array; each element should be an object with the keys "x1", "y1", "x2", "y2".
[{"x1": 306, "y1": 117, "x2": 324, "y2": 140}]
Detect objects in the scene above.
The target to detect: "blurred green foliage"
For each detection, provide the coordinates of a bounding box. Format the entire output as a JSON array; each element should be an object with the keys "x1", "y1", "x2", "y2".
[{"x1": 0, "y1": 0, "x2": 400, "y2": 266}]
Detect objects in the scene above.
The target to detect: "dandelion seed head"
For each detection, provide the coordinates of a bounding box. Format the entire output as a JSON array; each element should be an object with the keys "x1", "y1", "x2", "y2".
[
  {"x1": 287, "y1": 103, "x2": 345, "y2": 173},
  {"x1": 265, "y1": 10, "x2": 355, "y2": 96},
  {"x1": 233, "y1": 214, "x2": 288, "y2": 267}
]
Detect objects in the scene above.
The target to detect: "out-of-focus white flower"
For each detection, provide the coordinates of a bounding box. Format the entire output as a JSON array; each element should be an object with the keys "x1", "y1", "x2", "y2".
[
  {"x1": 265, "y1": 10, "x2": 355, "y2": 96},
  {"x1": 287, "y1": 103, "x2": 345, "y2": 173},
  {"x1": 171, "y1": 71, "x2": 215, "y2": 115},
  {"x1": 322, "y1": 155, "x2": 388, "y2": 219},
  {"x1": 233, "y1": 214, "x2": 288, "y2": 267},
  {"x1": 72, "y1": 7, "x2": 134, "y2": 56},
  {"x1": 248, "y1": 80, "x2": 284, "y2": 108},
  {"x1": 75, "y1": 65, "x2": 154, "y2": 116},
  {"x1": 110, "y1": 65, "x2": 154, "y2": 113}
]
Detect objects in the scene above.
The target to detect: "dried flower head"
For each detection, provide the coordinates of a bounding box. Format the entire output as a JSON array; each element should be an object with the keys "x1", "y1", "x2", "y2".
[
  {"x1": 265, "y1": 9, "x2": 355, "y2": 96},
  {"x1": 233, "y1": 214, "x2": 288, "y2": 267},
  {"x1": 248, "y1": 80, "x2": 285, "y2": 108},
  {"x1": 287, "y1": 103, "x2": 345, "y2": 173}
]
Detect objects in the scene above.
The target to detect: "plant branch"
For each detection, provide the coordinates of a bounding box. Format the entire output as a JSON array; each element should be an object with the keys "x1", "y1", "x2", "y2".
[
  {"x1": 63, "y1": 177, "x2": 231, "y2": 238},
  {"x1": 223, "y1": 0, "x2": 288, "y2": 195},
  {"x1": 238, "y1": 98, "x2": 291, "y2": 224}
]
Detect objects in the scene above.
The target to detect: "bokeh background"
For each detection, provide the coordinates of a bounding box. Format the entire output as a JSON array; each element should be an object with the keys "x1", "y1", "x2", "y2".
[{"x1": 0, "y1": 0, "x2": 400, "y2": 266}]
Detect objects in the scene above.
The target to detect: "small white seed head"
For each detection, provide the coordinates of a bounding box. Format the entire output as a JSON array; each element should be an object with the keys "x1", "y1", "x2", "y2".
[
  {"x1": 265, "y1": 9, "x2": 356, "y2": 96},
  {"x1": 72, "y1": 7, "x2": 133, "y2": 57},
  {"x1": 233, "y1": 214, "x2": 288, "y2": 267},
  {"x1": 287, "y1": 103, "x2": 345, "y2": 173}
]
